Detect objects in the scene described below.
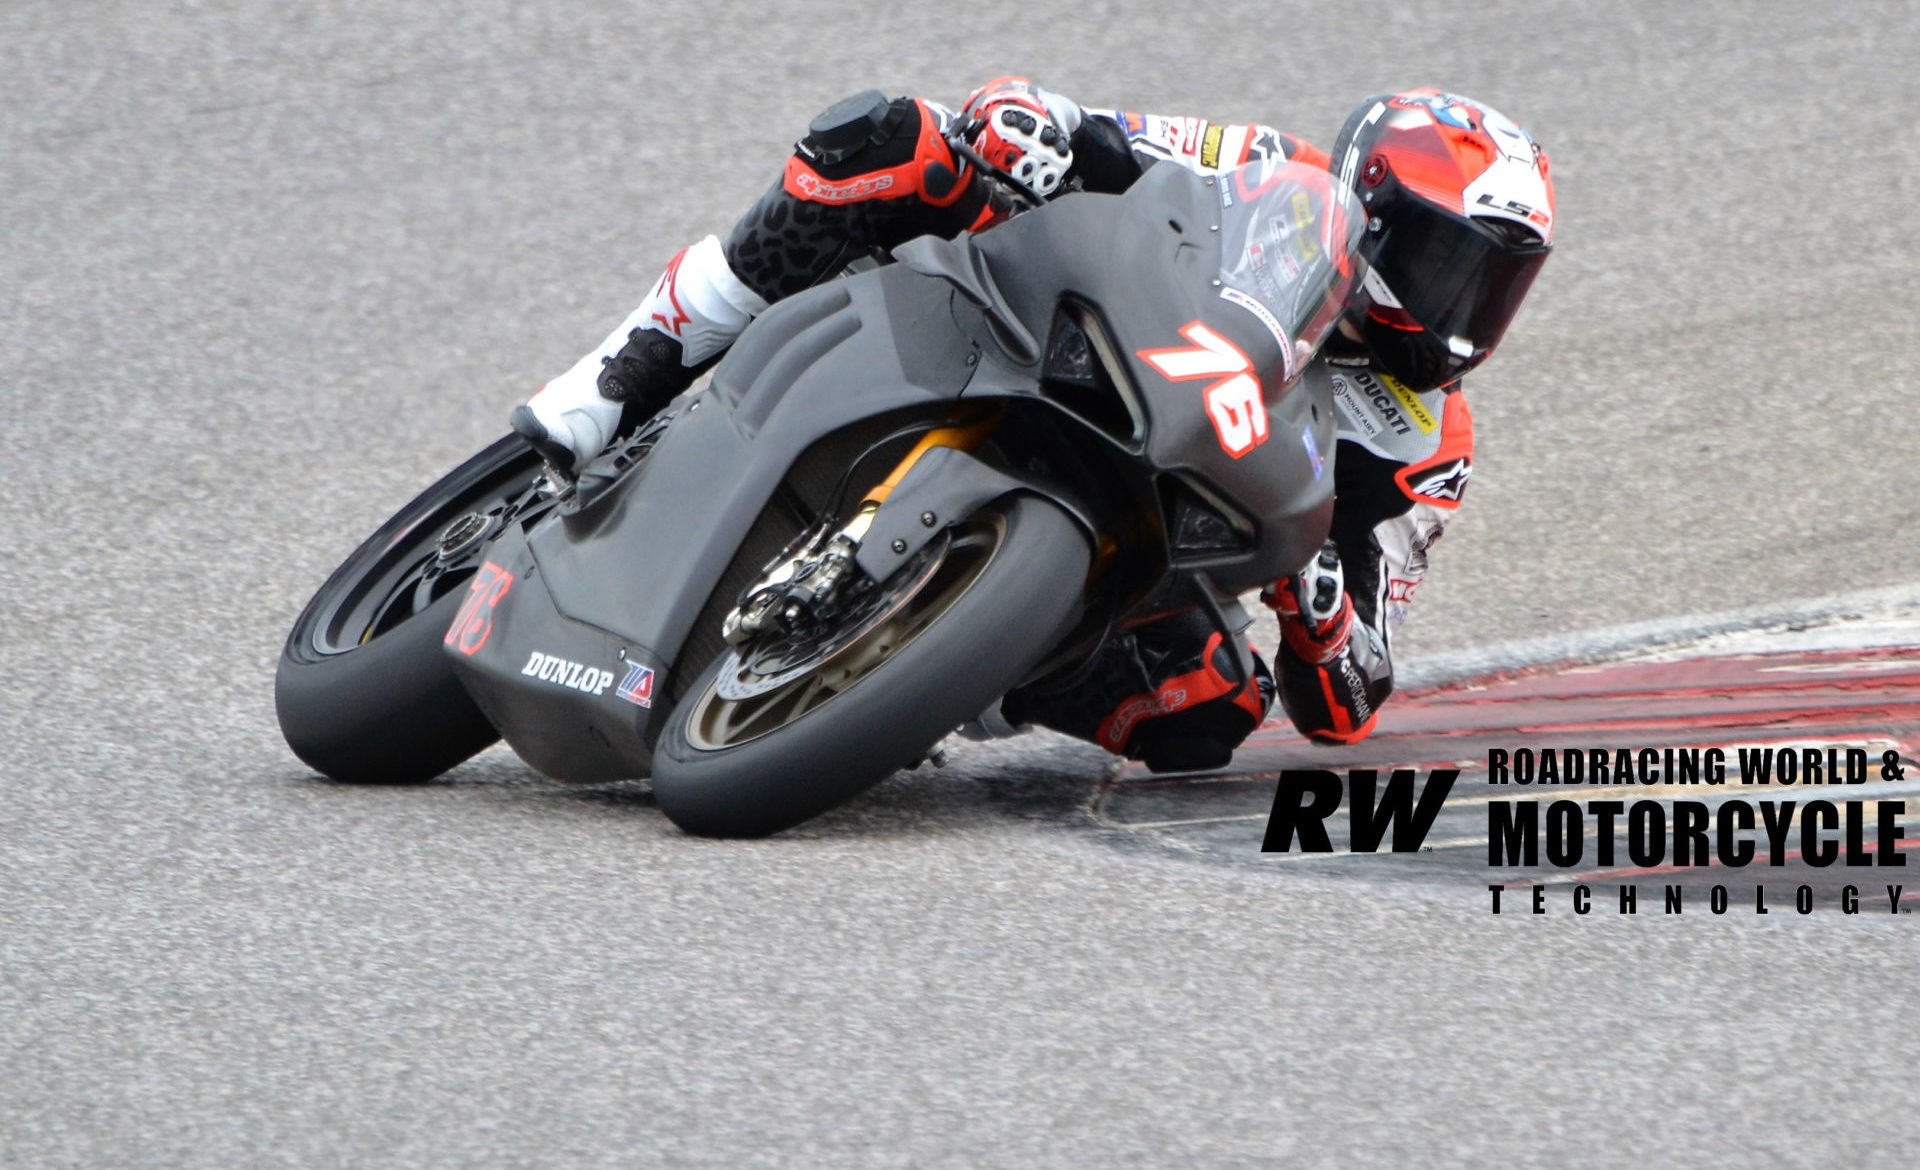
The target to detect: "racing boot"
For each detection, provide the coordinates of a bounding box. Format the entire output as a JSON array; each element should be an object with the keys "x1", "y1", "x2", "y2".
[
  {"x1": 511, "y1": 234, "x2": 767, "y2": 476},
  {"x1": 1002, "y1": 610, "x2": 1271, "y2": 774}
]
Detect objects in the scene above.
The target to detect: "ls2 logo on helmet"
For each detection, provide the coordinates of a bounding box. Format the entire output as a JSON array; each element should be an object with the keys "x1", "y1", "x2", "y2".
[{"x1": 1136, "y1": 321, "x2": 1269, "y2": 458}]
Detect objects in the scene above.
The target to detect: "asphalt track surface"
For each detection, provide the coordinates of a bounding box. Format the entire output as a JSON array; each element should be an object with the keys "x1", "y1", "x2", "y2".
[{"x1": 4, "y1": 2, "x2": 1919, "y2": 1166}]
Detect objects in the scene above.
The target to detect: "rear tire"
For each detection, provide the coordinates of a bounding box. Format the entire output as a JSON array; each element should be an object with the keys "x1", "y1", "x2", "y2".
[
  {"x1": 275, "y1": 588, "x2": 499, "y2": 784},
  {"x1": 275, "y1": 436, "x2": 550, "y2": 783},
  {"x1": 652, "y1": 495, "x2": 1089, "y2": 836}
]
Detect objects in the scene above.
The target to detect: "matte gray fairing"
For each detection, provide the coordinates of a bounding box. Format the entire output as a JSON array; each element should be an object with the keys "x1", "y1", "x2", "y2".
[
  {"x1": 445, "y1": 163, "x2": 1346, "y2": 781},
  {"x1": 932, "y1": 160, "x2": 1342, "y2": 589},
  {"x1": 448, "y1": 265, "x2": 994, "y2": 779},
  {"x1": 531, "y1": 266, "x2": 984, "y2": 675}
]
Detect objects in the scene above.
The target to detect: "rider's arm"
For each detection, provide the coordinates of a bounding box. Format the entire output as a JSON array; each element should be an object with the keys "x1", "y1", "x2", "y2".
[
  {"x1": 975, "y1": 83, "x2": 1330, "y2": 194},
  {"x1": 1074, "y1": 108, "x2": 1331, "y2": 185},
  {"x1": 1265, "y1": 383, "x2": 1474, "y2": 745}
]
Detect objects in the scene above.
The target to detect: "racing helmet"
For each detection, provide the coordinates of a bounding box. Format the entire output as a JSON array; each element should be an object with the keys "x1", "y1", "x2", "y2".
[{"x1": 1329, "y1": 89, "x2": 1555, "y2": 388}]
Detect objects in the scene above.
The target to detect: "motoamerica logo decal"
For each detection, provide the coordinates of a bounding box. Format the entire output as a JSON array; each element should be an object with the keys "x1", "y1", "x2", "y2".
[
  {"x1": 615, "y1": 662, "x2": 655, "y2": 708},
  {"x1": 521, "y1": 651, "x2": 615, "y2": 696}
]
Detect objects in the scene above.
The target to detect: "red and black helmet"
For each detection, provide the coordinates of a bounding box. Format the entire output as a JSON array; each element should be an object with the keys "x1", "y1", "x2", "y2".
[{"x1": 1330, "y1": 89, "x2": 1555, "y2": 388}]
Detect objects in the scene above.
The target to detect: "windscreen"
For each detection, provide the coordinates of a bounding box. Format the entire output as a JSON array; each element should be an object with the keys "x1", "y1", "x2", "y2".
[{"x1": 1216, "y1": 160, "x2": 1366, "y2": 381}]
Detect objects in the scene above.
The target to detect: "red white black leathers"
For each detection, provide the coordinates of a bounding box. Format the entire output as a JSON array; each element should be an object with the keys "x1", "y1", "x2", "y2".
[
  {"x1": 1269, "y1": 344, "x2": 1474, "y2": 745},
  {"x1": 521, "y1": 84, "x2": 1478, "y2": 766}
]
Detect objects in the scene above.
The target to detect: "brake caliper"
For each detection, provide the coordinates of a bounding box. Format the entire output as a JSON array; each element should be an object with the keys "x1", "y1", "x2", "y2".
[{"x1": 722, "y1": 502, "x2": 882, "y2": 646}]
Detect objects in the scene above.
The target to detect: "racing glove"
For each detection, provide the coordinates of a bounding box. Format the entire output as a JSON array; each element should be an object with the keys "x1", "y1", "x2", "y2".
[
  {"x1": 959, "y1": 76, "x2": 1078, "y2": 198},
  {"x1": 1263, "y1": 541, "x2": 1393, "y2": 745}
]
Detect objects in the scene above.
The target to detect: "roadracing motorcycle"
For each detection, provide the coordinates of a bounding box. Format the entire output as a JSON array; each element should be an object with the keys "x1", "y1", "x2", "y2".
[{"x1": 275, "y1": 156, "x2": 1364, "y2": 836}]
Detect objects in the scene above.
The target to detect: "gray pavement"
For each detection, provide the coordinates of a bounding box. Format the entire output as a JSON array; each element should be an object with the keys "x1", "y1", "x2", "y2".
[{"x1": 4, "y1": 2, "x2": 1919, "y2": 1165}]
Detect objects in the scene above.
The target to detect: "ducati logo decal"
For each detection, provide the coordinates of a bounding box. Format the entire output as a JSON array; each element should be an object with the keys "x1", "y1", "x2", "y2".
[
  {"x1": 1136, "y1": 321, "x2": 1270, "y2": 458},
  {"x1": 1333, "y1": 369, "x2": 1432, "y2": 439}
]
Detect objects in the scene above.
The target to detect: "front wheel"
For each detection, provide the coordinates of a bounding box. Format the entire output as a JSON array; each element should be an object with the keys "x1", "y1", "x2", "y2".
[{"x1": 651, "y1": 495, "x2": 1090, "y2": 837}]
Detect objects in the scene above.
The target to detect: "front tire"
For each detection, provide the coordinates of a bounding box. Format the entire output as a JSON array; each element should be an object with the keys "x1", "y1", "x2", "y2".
[{"x1": 651, "y1": 495, "x2": 1090, "y2": 837}]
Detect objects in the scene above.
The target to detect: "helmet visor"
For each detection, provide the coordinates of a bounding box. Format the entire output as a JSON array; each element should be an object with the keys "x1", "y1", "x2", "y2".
[{"x1": 1369, "y1": 197, "x2": 1549, "y2": 361}]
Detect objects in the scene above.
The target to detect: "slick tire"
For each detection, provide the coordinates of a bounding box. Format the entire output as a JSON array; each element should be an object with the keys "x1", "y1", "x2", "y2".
[
  {"x1": 652, "y1": 495, "x2": 1089, "y2": 837},
  {"x1": 275, "y1": 436, "x2": 544, "y2": 784},
  {"x1": 276, "y1": 587, "x2": 498, "y2": 783}
]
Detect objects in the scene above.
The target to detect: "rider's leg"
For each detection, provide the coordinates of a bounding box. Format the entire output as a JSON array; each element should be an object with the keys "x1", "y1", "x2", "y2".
[
  {"x1": 1006, "y1": 610, "x2": 1273, "y2": 773},
  {"x1": 511, "y1": 233, "x2": 766, "y2": 474},
  {"x1": 513, "y1": 91, "x2": 988, "y2": 474}
]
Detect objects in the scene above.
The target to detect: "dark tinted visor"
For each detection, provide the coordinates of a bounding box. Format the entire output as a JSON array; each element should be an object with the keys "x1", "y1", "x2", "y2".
[{"x1": 1371, "y1": 197, "x2": 1549, "y2": 358}]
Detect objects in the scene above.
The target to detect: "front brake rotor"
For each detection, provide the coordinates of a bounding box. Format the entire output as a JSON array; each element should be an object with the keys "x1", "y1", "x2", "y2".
[{"x1": 714, "y1": 533, "x2": 949, "y2": 700}]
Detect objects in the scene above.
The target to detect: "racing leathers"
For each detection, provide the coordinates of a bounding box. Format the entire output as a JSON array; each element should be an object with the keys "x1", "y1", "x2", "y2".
[
  {"x1": 1268, "y1": 344, "x2": 1473, "y2": 746},
  {"x1": 522, "y1": 83, "x2": 1472, "y2": 765}
]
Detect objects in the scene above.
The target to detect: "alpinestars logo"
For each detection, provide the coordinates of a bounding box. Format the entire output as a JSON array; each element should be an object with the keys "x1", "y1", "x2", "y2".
[
  {"x1": 1407, "y1": 457, "x2": 1472, "y2": 502},
  {"x1": 1099, "y1": 688, "x2": 1190, "y2": 752},
  {"x1": 792, "y1": 172, "x2": 896, "y2": 203},
  {"x1": 647, "y1": 246, "x2": 691, "y2": 338}
]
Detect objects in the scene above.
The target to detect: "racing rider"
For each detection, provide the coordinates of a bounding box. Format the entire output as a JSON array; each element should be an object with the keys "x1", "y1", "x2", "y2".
[{"x1": 511, "y1": 81, "x2": 1555, "y2": 768}]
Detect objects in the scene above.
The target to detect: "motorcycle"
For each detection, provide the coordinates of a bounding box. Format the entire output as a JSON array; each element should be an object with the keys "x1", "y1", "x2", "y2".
[{"x1": 275, "y1": 155, "x2": 1364, "y2": 836}]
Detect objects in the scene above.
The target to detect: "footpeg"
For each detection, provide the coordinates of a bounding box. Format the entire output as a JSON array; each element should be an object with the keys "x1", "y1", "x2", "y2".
[{"x1": 510, "y1": 405, "x2": 579, "y2": 489}]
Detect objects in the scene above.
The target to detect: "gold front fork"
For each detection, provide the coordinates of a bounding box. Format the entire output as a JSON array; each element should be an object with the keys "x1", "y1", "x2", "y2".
[{"x1": 843, "y1": 412, "x2": 1002, "y2": 541}]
